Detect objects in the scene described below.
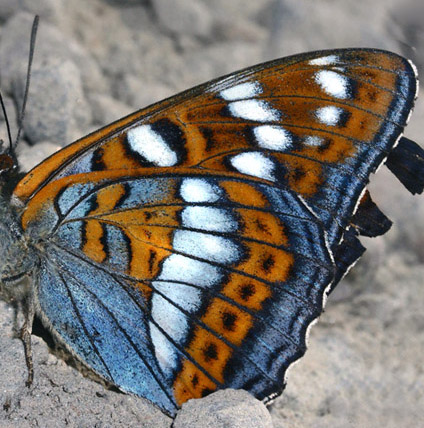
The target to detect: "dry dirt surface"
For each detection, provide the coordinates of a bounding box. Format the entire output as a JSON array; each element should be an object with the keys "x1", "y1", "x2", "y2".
[{"x1": 0, "y1": 1, "x2": 423, "y2": 427}]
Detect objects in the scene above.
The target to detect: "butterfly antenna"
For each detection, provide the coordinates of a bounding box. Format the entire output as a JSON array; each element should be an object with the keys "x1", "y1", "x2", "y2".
[
  {"x1": 0, "y1": 89, "x2": 13, "y2": 153},
  {"x1": 14, "y1": 15, "x2": 39, "y2": 151}
]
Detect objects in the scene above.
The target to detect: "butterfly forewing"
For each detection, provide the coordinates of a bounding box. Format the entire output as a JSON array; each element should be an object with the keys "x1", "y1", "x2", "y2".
[
  {"x1": 15, "y1": 49, "x2": 416, "y2": 249},
  {"x1": 11, "y1": 49, "x2": 419, "y2": 416}
]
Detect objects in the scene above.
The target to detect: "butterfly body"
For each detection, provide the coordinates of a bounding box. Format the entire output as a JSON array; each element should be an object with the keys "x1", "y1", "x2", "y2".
[
  {"x1": 0, "y1": 47, "x2": 423, "y2": 417},
  {"x1": 0, "y1": 192, "x2": 33, "y2": 285}
]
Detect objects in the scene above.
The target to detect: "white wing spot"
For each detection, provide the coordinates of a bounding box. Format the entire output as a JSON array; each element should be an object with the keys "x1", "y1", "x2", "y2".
[
  {"x1": 153, "y1": 281, "x2": 203, "y2": 314},
  {"x1": 151, "y1": 294, "x2": 188, "y2": 343},
  {"x1": 254, "y1": 125, "x2": 292, "y2": 151},
  {"x1": 305, "y1": 136, "x2": 325, "y2": 146},
  {"x1": 173, "y1": 231, "x2": 241, "y2": 264},
  {"x1": 228, "y1": 100, "x2": 280, "y2": 122},
  {"x1": 149, "y1": 323, "x2": 178, "y2": 376},
  {"x1": 309, "y1": 55, "x2": 339, "y2": 66},
  {"x1": 182, "y1": 206, "x2": 238, "y2": 233},
  {"x1": 315, "y1": 70, "x2": 349, "y2": 99},
  {"x1": 180, "y1": 178, "x2": 222, "y2": 203},
  {"x1": 230, "y1": 152, "x2": 275, "y2": 181},
  {"x1": 220, "y1": 82, "x2": 262, "y2": 100},
  {"x1": 159, "y1": 254, "x2": 223, "y2": 287},
  {"x1": 127, "y1": 125, "x2": 177, "y2": 166},
  {"x1": 315, "y1": 106, "x2": 344, "y2": 126}
]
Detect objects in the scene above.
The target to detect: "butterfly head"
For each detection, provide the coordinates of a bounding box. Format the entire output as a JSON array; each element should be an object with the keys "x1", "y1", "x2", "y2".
[
  {"x1": 0, "y1": 154, "x2": 15, "y2": 173},
  {"x1": 0, "y1": 140, "x2": 17, "y2": 173},
  {"x1": 0, "y1": 139, "x2": 20, "y2": 199}
]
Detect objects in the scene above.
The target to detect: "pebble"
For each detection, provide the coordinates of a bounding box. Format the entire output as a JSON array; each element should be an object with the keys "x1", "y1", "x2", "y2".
[
  {"x1": 15, "y1": 55, "x2": 91, "y2": 146},
  {"x1": 87, "y1": 92, "x2": 132, "y2": 126},
  {"x1": 174, "y1": 389, "x2": 274, "y2": 428},
  {"x1": 152, "y1": 0, "x2": 213, "y2": 38}
]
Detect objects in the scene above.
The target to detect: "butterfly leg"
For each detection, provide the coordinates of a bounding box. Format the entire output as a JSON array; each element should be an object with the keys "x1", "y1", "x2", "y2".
[{"x1": 20, "y1": 293, "x2": 35, "y2": 387}]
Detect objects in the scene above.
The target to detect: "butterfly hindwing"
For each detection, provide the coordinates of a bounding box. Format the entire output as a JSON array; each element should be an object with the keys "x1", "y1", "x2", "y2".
[{"x1": 25, "y1": 168, "x2": 333, "y2": 415}]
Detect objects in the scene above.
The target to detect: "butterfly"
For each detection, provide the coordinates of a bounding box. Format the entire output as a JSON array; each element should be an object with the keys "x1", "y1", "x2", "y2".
[{"x1": 0, "y1": 18, "x2": 423, "y2": 418}]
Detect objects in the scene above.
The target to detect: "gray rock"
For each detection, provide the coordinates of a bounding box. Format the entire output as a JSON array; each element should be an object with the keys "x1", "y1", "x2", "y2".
[
  {"x1": 20, "y1": 0, "x2": 65, "y2": 24},
  {"x1": 270, "y1": 257, "x2": 424, "y2": 427},
  {"x1": 0, "y1": 0, "x2": 19, "y2": 21},
  {"x1": 0, "y1": 0, "x2": 64, "y2": 23},
  {"x1": 0, "y1": 302, "x2": 28, "y2": 397},
  {"x1": 37, "y1": 21, "x2": 109, "y2": 95},
  {"x1": 106, "y1": 0, "x2": 149, "y2": 4},
  {"x1": 0, "y1": 12, "x2": 107, "y2": 100},
  {"x1": 0, "y1": 14, "x2": 92, "y2": 147},
  {"x1": 213, "y1": 18, "x2": 268, "y2": 43},
  {"x1": 0, "y1": 13, "x2": 37, "y2": 94},
  {"x1": 14, "y1": 55, "x2": 91, "y2": 146},
  {"x1": 16, "y1": 141, "x2": 60, "y2": 171},
  {"x1": 152, "y1": 0, "x2": 213, "y2": 38},
  {"x1": 369, "y1": 167, "x2": 424, "y2": 262},
  {"x1": 115, "y1": 73, "x2": 174, "y2": 109},
  {"x1": 68, "y1": 41, "x2": 109, "y2": 95},
  {"x1": 0, "y1": 95, "x2": 18, "y2": 145},
  {"x1": 88, "y1": 92, "x2": 133, "y2": 127},
  {"x1": 331, "y1": 237, "x2": 387, "y2": 302},
  {"x1": 267, "y1": 0, "x2": 399, "y2": 57},
  {"x1": 174, "y1": 389, "x2": 274, "y2": 428},
  {"x1": 390, "y1": 0, "x2": 424, "y2": 73},
  {"x1": 181, "y1": 42, "x2": 263, "y2": 87}
]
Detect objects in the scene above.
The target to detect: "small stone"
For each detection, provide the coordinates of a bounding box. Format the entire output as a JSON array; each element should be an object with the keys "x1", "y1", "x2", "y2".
[
  {"x1": 214, "y1": 19, "x2": 268, "y2": 43},
  {"x1": 173, "y1": 389, "x2": 274, "y2": 428},
  {"x1": 390, "y1": 0, "x2": 424, "y2": 71},
  {"x1": 115, "y1": 74, "x2": 174, "y2": 109},
  {"x1": 105, "y1": 0, "x2": 148, "y2": 4},
  {"x1": 0, "y1": 0, "x2": 19, "y2": 21},
  {"x1": 0, "y1": 302, "x2": 28, "y2": 399},
  {"x1": 88, "y1": 93, "x2": 132, "y2": 127},
  {"x1": 0, "y1": 95, "x2": 18, "y2": 145},
  {"x1": 182, "y1": 42, "x2": 262, "y2": 84},
  {"x1": 266, "y1": 0, "x2": 396, "y2": 58},
  {"x1": 0, "y1": 13, "x2": 37, "y2": 94},
  {"x1": 17, "y1": 141, "x2": 61, "y2": 171},
  {"x1": 0, "y1": 12, "x2": 107, "y2": 100},
  {"x1": 152, "y1": 0, "x2": 213, "y2": 38},
  {"x1": 14, "y1": 56, "x2": 92, "y2": 146},
  {"x1": 19, "y1": 0, "x2": 65, "y2": 25}
]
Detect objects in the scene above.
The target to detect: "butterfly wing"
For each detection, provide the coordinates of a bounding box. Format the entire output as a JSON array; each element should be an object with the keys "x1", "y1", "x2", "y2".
[
  {"x1": 13, "y1": 49, "x2": 420, "y2": 415},
  {"x1": 25, "y1": 168, "x2": 333, "y2": 415},
  {"x1": 15, "y1": 48, "x2": 418, "y2": 249}
]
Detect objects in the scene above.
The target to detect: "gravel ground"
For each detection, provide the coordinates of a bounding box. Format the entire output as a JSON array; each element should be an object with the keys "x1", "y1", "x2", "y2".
[{"x1": 0, "y1": 1, "x2": 423, "y2": 427}]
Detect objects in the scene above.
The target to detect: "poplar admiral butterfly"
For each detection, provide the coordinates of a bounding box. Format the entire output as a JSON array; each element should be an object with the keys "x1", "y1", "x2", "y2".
[{"x1": 0, "y1": 17, "x2": 423, "y2": 417}]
